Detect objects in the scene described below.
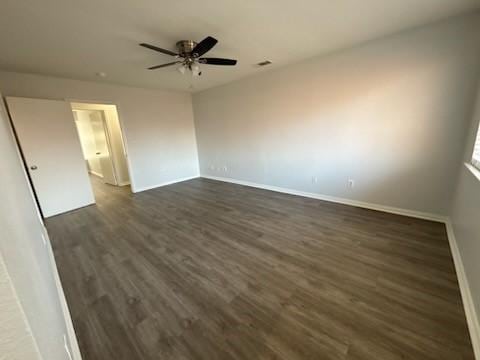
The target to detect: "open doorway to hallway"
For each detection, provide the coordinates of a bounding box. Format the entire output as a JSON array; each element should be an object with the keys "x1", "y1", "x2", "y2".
[
  {"x1": 71, "y1": 102, "x2": 131, "y2": 196},
  {"x1": 6, "y1": 96, "x2": 133, "y2": 217}
]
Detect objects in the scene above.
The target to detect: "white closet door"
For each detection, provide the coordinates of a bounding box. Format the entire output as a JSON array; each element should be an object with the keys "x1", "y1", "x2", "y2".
[{"x1": 6, "y1": 97, "x2": 95, "y2": 217}]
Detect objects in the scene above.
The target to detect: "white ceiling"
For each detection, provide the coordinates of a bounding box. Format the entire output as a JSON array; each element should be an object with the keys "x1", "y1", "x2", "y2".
[{"x1": 1, "y1": 0, "x2": 480, "y2": 92}]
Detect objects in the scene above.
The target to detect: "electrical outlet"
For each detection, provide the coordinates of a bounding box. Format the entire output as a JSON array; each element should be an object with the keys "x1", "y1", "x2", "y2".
[
  {"x1": 348, "y1": 179, "x2": 355, "y2": 188},
  {"x1": 223, "y1": 166, "x2": 228, "y2": 172},
  {"x1": 209, "y1": 164, "x2": 215, "y2": 171},
  {"x1": 312, "y1": 176, "x2": 318, "y2": 184}
]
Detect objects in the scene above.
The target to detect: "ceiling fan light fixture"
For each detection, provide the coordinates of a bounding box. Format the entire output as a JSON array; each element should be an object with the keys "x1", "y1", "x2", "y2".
[
  {"x1": 177, "y1": 65, "x2": 186, "y2": 75},
  {"x1": 140, "y1": 36, "x2": 236, "y2": 80},
  {"x1": 191, "y1": 63, "x2": 202, "y2": 77}
]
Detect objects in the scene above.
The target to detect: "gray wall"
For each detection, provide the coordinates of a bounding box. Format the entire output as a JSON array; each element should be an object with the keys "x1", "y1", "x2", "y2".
[
  {"x1": 0, "y1": 71, "x2": 199, "y2": 192},
  {"x1": 0, "y1": 254, "x2": 40, "y2": 359},
  {"x1": 193, "y1": 13, "x2": 480, "y2": 215},
  {"x1": 0, "y1": 95, "x2": 72, "y2": 359},
  {"x1": 450, "y1": 83, "x2": 480, "y2": 330}
]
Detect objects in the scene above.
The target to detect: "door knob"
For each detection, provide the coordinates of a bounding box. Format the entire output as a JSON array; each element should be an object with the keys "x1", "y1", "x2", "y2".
[{"x1": 30, "y1": 165, "x2": 38, "y2": 170}]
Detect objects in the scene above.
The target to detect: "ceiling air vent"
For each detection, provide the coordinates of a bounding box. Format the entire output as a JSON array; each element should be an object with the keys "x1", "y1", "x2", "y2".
[{"x1": 257, "y1": 60, "x2": 272, "y2": 67}]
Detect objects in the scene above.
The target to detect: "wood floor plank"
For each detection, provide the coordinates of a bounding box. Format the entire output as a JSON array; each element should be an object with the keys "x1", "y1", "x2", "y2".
[{"x1": 46, "y1": 176, "x2": 474, "y2": 359}]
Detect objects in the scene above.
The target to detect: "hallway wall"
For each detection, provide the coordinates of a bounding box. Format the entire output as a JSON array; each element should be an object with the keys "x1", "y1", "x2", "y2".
[
  {"x1": 104, "y1": 107, "x2": 130, "y2": 185},
  {"x1": 72, "y1": 103, "x2": 131, "y2": 186},
  {"x1": 74, "y1": 110, "x2": 103, "y2": 177}
]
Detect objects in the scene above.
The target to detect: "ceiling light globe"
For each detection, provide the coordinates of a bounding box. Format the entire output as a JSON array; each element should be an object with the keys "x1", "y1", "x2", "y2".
[
  {"x1": 191, "y1": 63, "x2": 201, "y2": 77},
  {"x1": 177, "y1": 65, "x2": 186, "y2": 75}
]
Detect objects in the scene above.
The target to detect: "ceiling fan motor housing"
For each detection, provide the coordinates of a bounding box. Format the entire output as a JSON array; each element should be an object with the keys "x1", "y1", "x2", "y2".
[{"x1": 176, "y1": 40, "x2": 198, "y2": 57}]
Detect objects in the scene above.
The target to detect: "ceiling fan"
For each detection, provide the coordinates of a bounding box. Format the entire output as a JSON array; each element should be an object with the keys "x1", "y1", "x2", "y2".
[{"x1": 139, "y1": 36, "x2": 237, "y2": 76}]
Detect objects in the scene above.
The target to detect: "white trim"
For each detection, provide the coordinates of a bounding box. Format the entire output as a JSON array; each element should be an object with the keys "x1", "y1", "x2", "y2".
[
  {"x1": 201, "y1": 175, "x2": 446, "y2": 222},
  {"x1": 89, "y1": 170, "x2": 103, "y2": 178},
  {"x1": 110, "y1": 103, "x2": 135, "y2": 192},
  {"x1": 133, "y1": 175, "x2": 199, "y2": 193},
  {"x1": 201, "y1": 174, "x2": 479, "y2": 357},
  {"x1": 43, "y1": 227, "x2": 83, "y2": 360},
  {"x1": 445, "y1": 220, "x2": 480, "y2": 359},
  {"x1": 466, "y1": 162, "x2": 480, "y2": 182}
]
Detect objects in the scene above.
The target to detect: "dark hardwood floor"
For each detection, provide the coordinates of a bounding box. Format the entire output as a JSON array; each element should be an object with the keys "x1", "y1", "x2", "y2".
[{"x1": 46, "y1": 176, "x2": 474, "y2": 359}]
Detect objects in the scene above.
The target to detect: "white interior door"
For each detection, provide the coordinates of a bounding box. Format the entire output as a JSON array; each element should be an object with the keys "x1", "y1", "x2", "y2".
[
  {"x1": 6, "y1": 97, "x2": 95, "y2": 217},
  {"x1": 90, "y1": 111, "x2": 117, "y2": 185}
]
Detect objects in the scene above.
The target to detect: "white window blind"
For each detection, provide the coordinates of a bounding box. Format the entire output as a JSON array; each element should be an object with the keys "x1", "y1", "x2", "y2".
[{"x1": 473, "y1": 123, "x2": 480, "y2": 170}]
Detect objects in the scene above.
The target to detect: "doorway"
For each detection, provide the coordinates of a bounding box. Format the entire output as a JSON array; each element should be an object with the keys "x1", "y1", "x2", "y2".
[
  {"x1": 71, "y1": 102, "x2": 131, "y2": 196},
  {"x1": 6, "y1": 97, "x2": 132, "y2": 218}
]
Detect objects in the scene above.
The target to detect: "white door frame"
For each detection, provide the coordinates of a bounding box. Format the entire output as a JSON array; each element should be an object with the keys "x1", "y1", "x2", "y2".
[
  {"x1": 99, "y1": 109, "x2": 119, "y2": 185},
  {"x1": 66, "y1": 98, "x2": 136, "y2": 192}
]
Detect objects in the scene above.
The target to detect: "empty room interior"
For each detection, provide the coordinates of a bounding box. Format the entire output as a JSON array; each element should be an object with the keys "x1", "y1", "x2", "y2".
[{"x1": 2, "y1": 1, "x2": 480, "y2": 359}]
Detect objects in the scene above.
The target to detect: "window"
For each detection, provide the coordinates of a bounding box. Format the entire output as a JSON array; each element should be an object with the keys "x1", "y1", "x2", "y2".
[{"x1": 473, "y1": 122, "x2": 480, "y2": 170}]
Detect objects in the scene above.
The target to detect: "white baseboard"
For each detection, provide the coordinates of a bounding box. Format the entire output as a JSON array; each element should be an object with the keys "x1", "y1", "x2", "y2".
[
  {"x1": 202, "y1": 174, "x2": 478, "y2": 357},
  {"x1": 42, "y1": 226, "x2": 83, "y2": 360},
  {"x1": 88, "y1": 170, "x2": 103, "y2": 178},
  {"x1": 133, "y1": 175, "x2": 199, "y2": 193},
  {"x1": 201, "y1": 174, "x2": 446, "y2": 222},
  {"x1": 445, "y1": 221, "x2": 480, "y2": 359},
  {"x1": 118, "y1": 181, "x2": 131, "y2": 187}
]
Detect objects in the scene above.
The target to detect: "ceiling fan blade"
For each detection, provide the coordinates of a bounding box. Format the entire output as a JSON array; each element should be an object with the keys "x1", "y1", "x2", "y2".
[
  {"x1": 140, "y1": 43, "x2": 178, "y2": 57},
  {"x1": 200, "y1": 58, "x2": 237, "y2": 66},
  {"x1": 148, "y1": 61, "x2": 181, "y2": 70},
  {"x1": 192, "y1": 36, "x2": 218, "y2": 57}
]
